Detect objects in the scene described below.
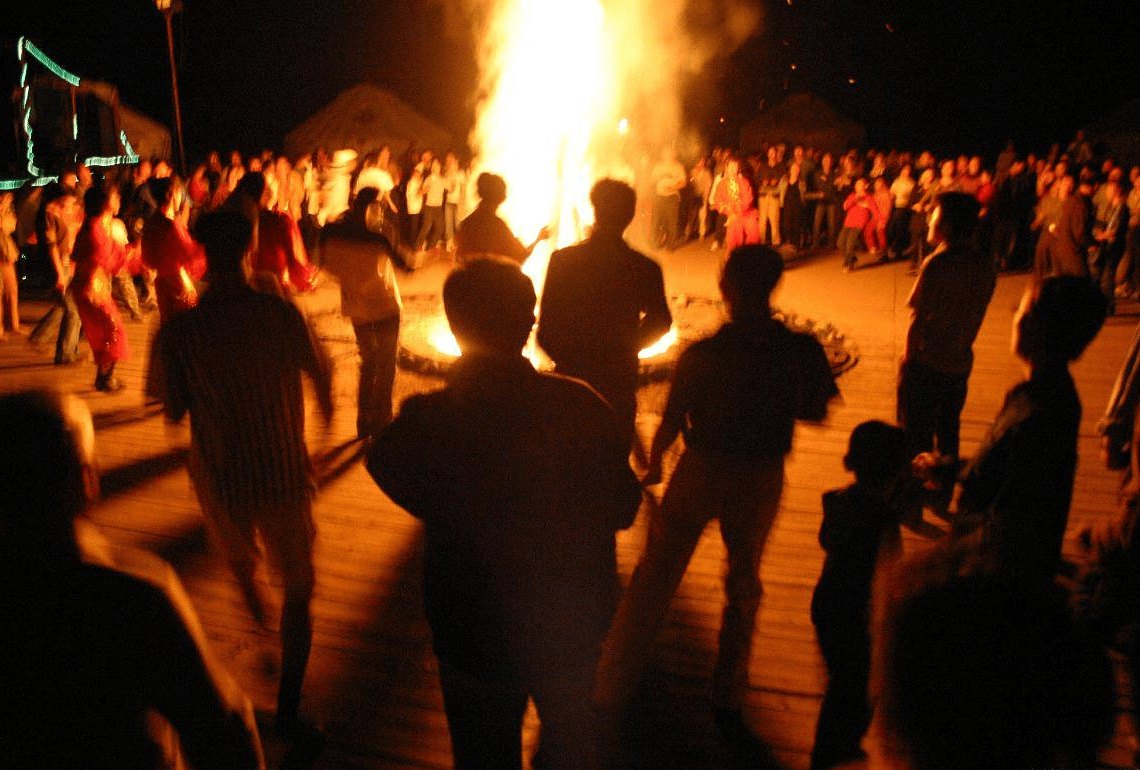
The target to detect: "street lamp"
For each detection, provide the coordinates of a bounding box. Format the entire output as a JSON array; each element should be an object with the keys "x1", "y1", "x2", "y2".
[{"x1": 156, "y1": 0, "x2": 187, "y2": 176}]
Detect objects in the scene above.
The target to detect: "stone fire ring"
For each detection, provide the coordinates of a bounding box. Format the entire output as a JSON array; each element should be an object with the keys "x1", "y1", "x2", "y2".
[{"x1": 397, "y1": 293, "x2": 859, "y2": 381}]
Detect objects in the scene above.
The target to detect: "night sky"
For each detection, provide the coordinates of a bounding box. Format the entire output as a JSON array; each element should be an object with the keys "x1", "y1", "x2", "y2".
[{"x1": 4, "y1": 0, "x2": 1140, "y2": 172}]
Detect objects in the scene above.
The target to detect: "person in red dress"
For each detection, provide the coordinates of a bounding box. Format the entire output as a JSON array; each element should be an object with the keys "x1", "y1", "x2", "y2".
[
  {"x1": 141, "y1": 177, "x2": 207, "y2": 324},
  {"x1": 228, "y1": 173, "x2": 316, "y2": 294},
  {"x1": 71, "y1": 185, "x2": 132, "y2": 392}
]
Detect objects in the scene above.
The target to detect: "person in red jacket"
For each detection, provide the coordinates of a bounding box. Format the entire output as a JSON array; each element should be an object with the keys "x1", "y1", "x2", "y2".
[{"x1": 838, "y1": 178, "x2": 874, "y2": 271}]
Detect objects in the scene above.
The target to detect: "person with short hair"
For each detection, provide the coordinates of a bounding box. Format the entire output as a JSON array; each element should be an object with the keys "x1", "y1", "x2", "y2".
[
  {"x1": 595, "y1": 244, "x2": 838, "y2": 723},
  {"x1": 157, "y1": 210, "x2": 332, "y2": 750},
  {"x1": 367, "y1": 257, "x2": 641, "y2": 770},
  {"x1": 897, "y1": 192, "x2": 995, "y2": 474},
  {"x1": 0, "y1": 389, "x2": 264, "y2": 770},
  {"x1": 956, "y1": 275, "x2": 1108, "y2": 574},
  {"x1": 809, "y1": 421, "x2": 916, "y2": 770},
  {"x1": 538, "y1": 177, "x2": 672, "y2": 443},
  {"x1": 454, "y1": 172, "x2": 548, "y2": 265}
]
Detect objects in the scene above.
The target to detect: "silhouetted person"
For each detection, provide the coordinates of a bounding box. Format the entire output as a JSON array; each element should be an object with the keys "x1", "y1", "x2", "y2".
[
  {"x1": 897, "y1": 193, "x2": 995, "y2": 478},
  {"x1": 321, "y1": 186, "x2": 403, "y2": 439},
  {"x1": 366, "y1": 258, "x2": 641, "y2": 770},
  {"x1": 595, "y1": 245, "x2": 837, "y2": 725},
  {"x1": 956, "y1": 275, "x2": 1107, "y2": 575},
  {"x1": 454, "y1": 172, "x2": 548, "y2": 265},
  {"x1": 0, "y1": 389, "x2": 264, "y2": 770},
  {"x1": 809, "y1": 421, "x2": 913, "y2": 770},
  {"x1": 537, "y1": 178, "x2": 672, "y2": 443},
  {"x1": 874, "y1": 540, "x2": 1113, "y2": 770},
  {"x1": 157, "y1": 210, "x2": 332, "y2": 750}
]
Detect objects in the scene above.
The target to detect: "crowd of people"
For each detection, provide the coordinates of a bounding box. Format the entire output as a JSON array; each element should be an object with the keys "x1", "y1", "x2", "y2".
[{"x1": 4, "y1": 124, "x2": 1140, "y2": 770}]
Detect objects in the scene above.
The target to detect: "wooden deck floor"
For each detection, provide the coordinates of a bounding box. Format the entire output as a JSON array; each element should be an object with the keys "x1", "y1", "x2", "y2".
[{"x1": 3, "y1": 243, "x2": 1139, "y2": 769}]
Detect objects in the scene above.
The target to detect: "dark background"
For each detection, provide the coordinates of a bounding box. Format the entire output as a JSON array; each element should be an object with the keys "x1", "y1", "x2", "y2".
[{"x1": 4, "y1": 0, "x2": 1140, "y2": 173}]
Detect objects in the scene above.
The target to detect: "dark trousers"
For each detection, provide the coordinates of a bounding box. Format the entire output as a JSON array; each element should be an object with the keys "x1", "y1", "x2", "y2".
[
  {"x1": 887, "y1": 208, "x2": 912, "y2": 256},
  {"x1": 810, "y1": 612, "x2": 871, "y2": 770},
  {"x1": 352, "y1": 315, "x2": 401, "y2": 438},
  {"x1": 813, "y1": 204, "x2": 838, "y2": 248},
  {"x1": 31, "y1": 287, "x2": 81, "y2": 363},
  {"x1": 897, "y1": 358, "x2": 969, "y2": 460},
  {"x1": 837, "y1": 227, "x2": 861, "y2": 267},
  {"x1": 437, "y1": 659, "x2": 600, "y2": 770}
]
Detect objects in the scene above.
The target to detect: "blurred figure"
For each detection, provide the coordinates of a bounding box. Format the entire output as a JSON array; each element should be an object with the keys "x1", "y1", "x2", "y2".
[
  {"x1": 321, "y1": 187, "x2": 402, "y2": 439},
  {"x1": 141, "y1": 177, "x2": 206, "y2": 323},
  {"x1": 651, "y1": 146, "x2": 687, "y2": 250},
  {"x1": 29, "y1": 183, "x2": 83, "y2": 363},
  {"x1": 230, "y1": 173, "x2": 317, "y2": 294},
  {"x1": 157, "y1": 210, "x2": 332, "y2": 751},
  {"x1": 71, "y1": 185, "x2": 132, "y2": 392},
  {"x1": 0, "y1": 190, "x2": 21, "y2": 335},
  {"x1": 538, "y1": 178, "x2": 672, "y2": 444},
  {"x1": 367, "y1": 258, "x2": 640, "y2": 770},
  {"x1": 0, "y1": 389, "x2": 264, "y2": 770},
  {"x1": 874, "y1": 540, "x2": 1112, "y2": 770},
  {"x1": 713, "y1": 155, "x2": 761, "y2": 256}
]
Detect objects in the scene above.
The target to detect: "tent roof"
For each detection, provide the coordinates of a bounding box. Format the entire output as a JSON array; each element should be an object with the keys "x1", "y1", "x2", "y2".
[
  {"x1": 739, "y1": 93, "x2": 865, "y2": 154},
  {"x1": 118, "y1": 103, "x2": 171, "y2": 162},
  {"x1": 285, "y1": 83, "x2": 452, "y2": 160}
]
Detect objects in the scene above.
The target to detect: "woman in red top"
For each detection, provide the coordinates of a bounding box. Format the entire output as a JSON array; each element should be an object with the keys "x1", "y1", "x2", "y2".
[
  {"x1": 714, "y1": 155, "x2": 761, "y2": 256},
  {"x1": 141, "y1": 177, "x2": 206, "y2": 323},
  {"x1": 72, "y1": 185, "x2": 131, "y2": 391},
  {"x1": 230, "y1": 172, "x2": 316, "y2": 294}
]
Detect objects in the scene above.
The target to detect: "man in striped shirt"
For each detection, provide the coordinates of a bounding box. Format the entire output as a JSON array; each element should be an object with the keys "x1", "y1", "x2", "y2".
[{"x1": 158, "y1": 210, "x2": 332, "y2": 745}]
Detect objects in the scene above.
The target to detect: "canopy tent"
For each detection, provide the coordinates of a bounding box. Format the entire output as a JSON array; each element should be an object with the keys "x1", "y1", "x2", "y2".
[
  {"x1": 284, "y1": 83, "x2": 452, "y2": 161},
  {"x1": 1083, "y1": 99, "x2": 1140, "y2": 168},
  {"x1": 739, "y1": 93, "x2": 865, "y2": 157},
  {"x1": 118, "y1": 103, "x2": 171, "y2": 162}
]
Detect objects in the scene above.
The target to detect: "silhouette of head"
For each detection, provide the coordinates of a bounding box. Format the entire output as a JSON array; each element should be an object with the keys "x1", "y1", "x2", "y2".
[
  {"x1": 720, "y1": 244, "x2": 784, "y2": 316},
  {"x1": 443, "y1": 258, "x2": 536, "y2": 356},
  {"x1": 590, "y1": 178, "x2": 636, "y2": 235},
  {"x1": 844, "y1": 420, "x2": 909, "y2": 487},
  {"x1": 1013, "y1": 275, "x2": 1106, "y2": 365},
  {"x1": 351, "y1": 186, "x2": 381, "y2": 221},
  {"x1": 475, "y1": 173, "x2": 508, "y2": 208},
  {"x1": 875, "y1": 541, "x2": 1113, "y2": 770},
  {"x1": 197, "y1": 210, "x2": 253, "y2": 278},
  {"x1": 0, "y1": 390, "x2": 95, "y2": 541},
  {"x1": 233, "y1": 172, "x2": 268, "y2": 207},
  {"x1": 929, "y1": 192, "x2": 980, "y2": 246}
]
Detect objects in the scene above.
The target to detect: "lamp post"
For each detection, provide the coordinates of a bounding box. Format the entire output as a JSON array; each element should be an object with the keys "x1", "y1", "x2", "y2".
[{"x1": 156, "y1": 0, "x2": 187, "y2": 176}]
